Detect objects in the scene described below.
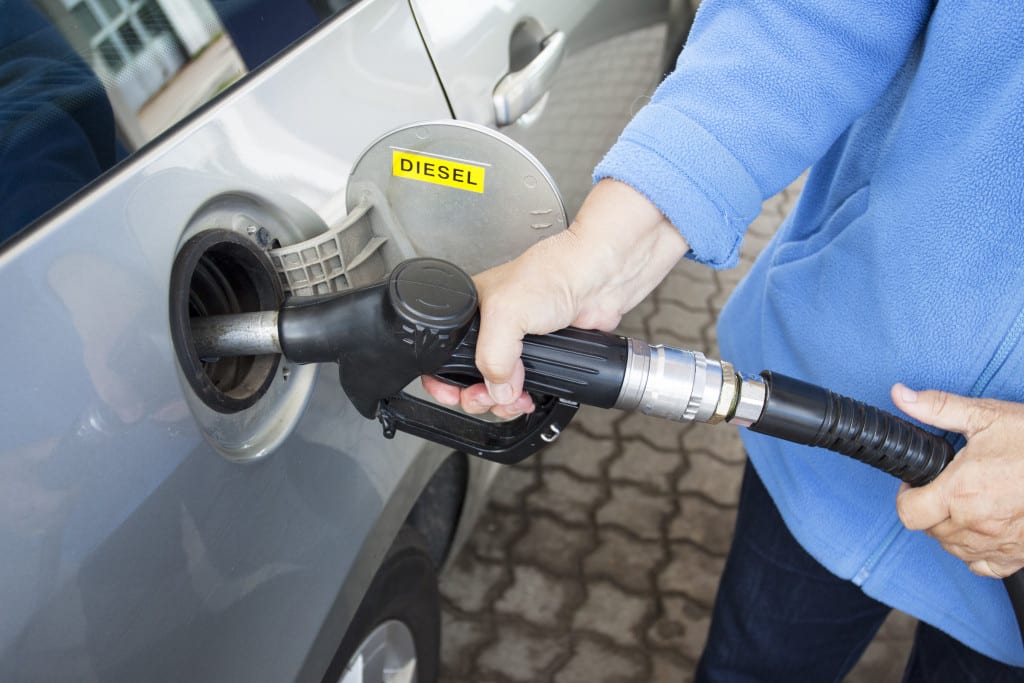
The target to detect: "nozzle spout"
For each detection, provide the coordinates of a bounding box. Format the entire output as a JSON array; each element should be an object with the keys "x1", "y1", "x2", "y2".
[{"x1": 190, "y1": 311, "x2": 281, "y2": 359}]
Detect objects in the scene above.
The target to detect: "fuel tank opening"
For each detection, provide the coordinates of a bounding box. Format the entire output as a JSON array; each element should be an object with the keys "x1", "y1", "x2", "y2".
[{"x1": 170, "y1": 229, "x2": 282, "y2": 413}]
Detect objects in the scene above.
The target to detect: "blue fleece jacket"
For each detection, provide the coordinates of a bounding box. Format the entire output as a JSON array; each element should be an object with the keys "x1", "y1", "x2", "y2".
[{"x1": 595, "y1": 0, "x2": 1024, "y2": 665}]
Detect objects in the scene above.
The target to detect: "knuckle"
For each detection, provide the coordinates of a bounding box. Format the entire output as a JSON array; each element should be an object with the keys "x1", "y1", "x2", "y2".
[
  {"x1": 931, "y1": 390, "x2": 953, "y2": 417},
  {"x1": 967, "y1": 400, "x2": 1000, "y2": 434},
  {"x1": 947, "y1": 464, "x2": 983, "y2": 504},
  {"x1": 970, "y1": 514, "x2": 1006, "y2": 538},
  {"x1": 998, "y1": 540, "x2": 1022, "y2": 557},
  {"x1": 940, "y1": 540, "x2": 969, "y2": 560},
  {"x1": 473, "y1": 349, "x2": 514, "y2": 383},
  {"x1": 459, "y1": 397, "x2": 486, "y2": 414},
  {"x1": 573, "y1": 306, "x2": 621, "y2": 332},
  {"x1": 473, "y1": 355, "x2": 508, "y2": 383},
  {"x1": 475, "y1": 327, "x2": 524, "y2": 382}
]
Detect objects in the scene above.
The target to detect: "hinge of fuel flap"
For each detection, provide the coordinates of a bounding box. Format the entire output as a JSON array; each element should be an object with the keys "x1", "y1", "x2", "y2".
[{"x1": 268, "y1": 194, "x2": 391, "y2": 296}]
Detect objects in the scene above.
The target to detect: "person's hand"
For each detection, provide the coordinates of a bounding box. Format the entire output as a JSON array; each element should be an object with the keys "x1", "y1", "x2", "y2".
[
  {"x1": 421, "y1": 179, "x2": 690, "y2": 418},
  {"x1": 892, "y1": 384, "x2": 1024, "y2": 579}
]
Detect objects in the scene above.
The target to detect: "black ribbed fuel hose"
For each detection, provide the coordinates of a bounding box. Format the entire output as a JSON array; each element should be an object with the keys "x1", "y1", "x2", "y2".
[{"x1": 750, "y1": 371, "x2": 1024, "y2": 644}]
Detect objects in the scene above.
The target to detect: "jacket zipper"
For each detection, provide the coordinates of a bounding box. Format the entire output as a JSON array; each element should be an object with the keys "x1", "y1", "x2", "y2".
[
  {"x1": 969, "y1": 303, "x2": 1024, "y2": 399},
  {"x1": 853, "y1": 520, "x2": 904, "y2": 586}
]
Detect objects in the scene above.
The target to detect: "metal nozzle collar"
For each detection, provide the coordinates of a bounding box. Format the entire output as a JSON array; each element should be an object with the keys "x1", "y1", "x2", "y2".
[
  {"x1": 614, "y1": 340, "x2": 725, "y2": 424},
  {"x1": 615, "y1": 338, "x2": 651, "y2": 412}
]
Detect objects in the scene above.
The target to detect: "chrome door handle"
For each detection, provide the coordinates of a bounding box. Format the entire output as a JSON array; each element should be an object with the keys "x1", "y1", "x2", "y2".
[{"x1": 492, "y1": 30, "x2": 566, "y2": 126}]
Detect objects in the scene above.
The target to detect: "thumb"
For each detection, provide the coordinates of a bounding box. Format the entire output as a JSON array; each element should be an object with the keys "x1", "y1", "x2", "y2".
[
  {"x1": 474, "y1": 305, "x2": 526, "y2": 405},
  {"x1": 891, "y1": 383, "x2": 975, "y2": 437}
]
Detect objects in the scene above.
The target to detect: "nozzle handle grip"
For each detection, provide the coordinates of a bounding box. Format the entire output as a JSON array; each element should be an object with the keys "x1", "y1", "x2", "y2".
[
  {"x1": 435, "y1": 320, "x2": 629, "y2": 409},
  {"x1": 750, "y1": 371, "x2": 954, "y2": 487}
]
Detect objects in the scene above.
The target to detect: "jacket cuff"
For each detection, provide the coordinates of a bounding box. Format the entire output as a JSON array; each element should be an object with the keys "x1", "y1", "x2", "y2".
[{"x1": 594, "y1": 104, "x2": 762, "y2": 269}]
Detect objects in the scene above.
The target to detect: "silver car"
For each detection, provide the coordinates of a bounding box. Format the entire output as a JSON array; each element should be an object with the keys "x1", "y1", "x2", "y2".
[{"x1": 0, "y1": 1, "x2": 691, "y2": 680}]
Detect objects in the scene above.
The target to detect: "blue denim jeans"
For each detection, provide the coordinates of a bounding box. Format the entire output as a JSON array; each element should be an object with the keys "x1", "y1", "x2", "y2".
[{"x1": 695, "y1": 460, "x2": 1024, "y2": 682}]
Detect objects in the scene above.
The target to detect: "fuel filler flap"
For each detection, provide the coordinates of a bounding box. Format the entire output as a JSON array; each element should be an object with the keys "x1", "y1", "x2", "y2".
[{"x1": 344, "y1": 120, "x2": 568, "y2": 276}]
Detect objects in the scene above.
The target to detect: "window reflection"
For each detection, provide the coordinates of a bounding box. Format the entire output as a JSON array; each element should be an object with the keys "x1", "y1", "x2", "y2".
[
  {"x1": 34, "y1": 0, "x2": 247, "y2": 148},
  {"x1": 2, "y1": 0, "x2": 362, "y2": 243}
]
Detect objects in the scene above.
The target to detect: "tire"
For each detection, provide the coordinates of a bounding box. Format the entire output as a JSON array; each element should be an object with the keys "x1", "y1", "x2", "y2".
[
  {"x1": 405, "y1": 453, "x2": 467, "y2": 567},
  {"x1": 321, "y1": 527, "x2": 441, "y2": 683}
]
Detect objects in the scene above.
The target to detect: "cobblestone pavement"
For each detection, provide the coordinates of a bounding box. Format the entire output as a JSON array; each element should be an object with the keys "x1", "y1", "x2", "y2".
[{"x1": 438, "y1": 179, "x2": 918, "y2": 682}]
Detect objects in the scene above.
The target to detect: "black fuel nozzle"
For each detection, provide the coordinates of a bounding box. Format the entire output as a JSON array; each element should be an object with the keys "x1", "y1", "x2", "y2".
[
  {"x1": 189, "y1": 257, "x2": 589, "y2": 461},
  {"x1": 271, "y1": 257, "x2": 585, "y2": 463},
  {"x1": 275, "y1": 256, "x2": 632, "y2": 462},
  {"x1": 277, "y1": 258, "x2": 478, "y2": 418}
]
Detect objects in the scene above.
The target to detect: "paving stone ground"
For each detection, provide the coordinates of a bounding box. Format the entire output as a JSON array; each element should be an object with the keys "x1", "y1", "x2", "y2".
[{"x1": 438, "y1": 177, "x2": 918, "y2": 682}]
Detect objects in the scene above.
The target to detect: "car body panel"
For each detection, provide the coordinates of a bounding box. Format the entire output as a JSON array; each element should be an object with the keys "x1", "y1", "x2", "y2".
[
  {"x1": 0, "y1": 1, "x2": 454, "y2": 679},
  {"x1": 408, "y1": 0, "x2": 668, "y2": 128},
  {"x1": 1, "y1": 0, "x2": 679, "y2": 679}
]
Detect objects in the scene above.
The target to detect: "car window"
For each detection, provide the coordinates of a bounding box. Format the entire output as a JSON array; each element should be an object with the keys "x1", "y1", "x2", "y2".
[{"x1": 1, "y1": 0, "x2": 362, "y2": 244}]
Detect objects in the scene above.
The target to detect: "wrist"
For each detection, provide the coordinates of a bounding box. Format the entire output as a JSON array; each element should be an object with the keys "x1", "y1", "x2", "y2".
[{"x1": 568, "y1": 179, "x2": 690, "y2": 317}]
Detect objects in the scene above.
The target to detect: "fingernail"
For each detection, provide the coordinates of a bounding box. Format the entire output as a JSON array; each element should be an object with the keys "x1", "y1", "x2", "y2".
[
  {"x1": 899, "y1": 384, "x2": 918, "y2": 403},
  {"x1": 486, "y1": 381, "x2": 514, "y2": 404}
]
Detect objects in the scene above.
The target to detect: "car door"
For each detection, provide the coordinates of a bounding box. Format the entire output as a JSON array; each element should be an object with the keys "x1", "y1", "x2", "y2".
[
  {"x1": 408, "y1": 0, "x2": 684, "y2": 217},
  {"x1": 0, "y1": 1, "x2": 460, "y2": 680}
]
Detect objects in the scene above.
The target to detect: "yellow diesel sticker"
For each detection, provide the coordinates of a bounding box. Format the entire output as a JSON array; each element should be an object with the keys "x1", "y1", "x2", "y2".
[{"x1": 392, "y1": 149, "x2": 486, "y2": 193}]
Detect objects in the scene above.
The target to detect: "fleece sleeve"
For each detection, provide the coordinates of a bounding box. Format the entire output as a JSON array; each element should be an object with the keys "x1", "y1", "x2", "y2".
[{"x1": 594, "y1": 0, "x2": 933, "y2": 268}]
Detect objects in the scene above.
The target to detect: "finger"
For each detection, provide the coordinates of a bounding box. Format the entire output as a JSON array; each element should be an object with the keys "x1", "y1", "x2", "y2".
[
  {"x1": 890, "y1": 384, "x2": 979, "y2": 437},
  {"x1": 474, "y1": 306, "x2": 527, "y2": 404},
  {"x1": 421, "y1": 376, "x2": 461, "y2": 406},
  {"x1": 486, "y1": 375, "x2": 536, "y2": 418},
  {"x1": 937, "y1": 538, "x2": 1000, "y2": 565},
  {"x1": 896, "y1": 482, "x2": 950, "y2": 531},
  {"x1": 462, "y1": 384, "x2": 534, "y2": 418},
  {"x1": 926, "y1": 518, "x2": 963, "y2": 542},
  {"x1": 938, "y1": 541, "x2": 985, "y2": 565},
  {"x1": 491, "y1": 393, "x2": 537, "y2": 420},
  {"x1": 968, "y1": 559, "x2": 1008, "y2": 579},
  {"x1": 930, "y1": 528, "x2": 990, "y2": 562},
  {"x1": 509, "y1": 391, "x2": 536, "y2": 414},
  {"x1": 459, "y1": 384, "x2": 496, "y2": 414}
]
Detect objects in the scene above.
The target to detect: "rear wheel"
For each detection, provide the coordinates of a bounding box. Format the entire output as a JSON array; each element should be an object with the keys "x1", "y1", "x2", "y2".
[{"x1": 323, "y1": 527, "x2": 440, "y2": 683}]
